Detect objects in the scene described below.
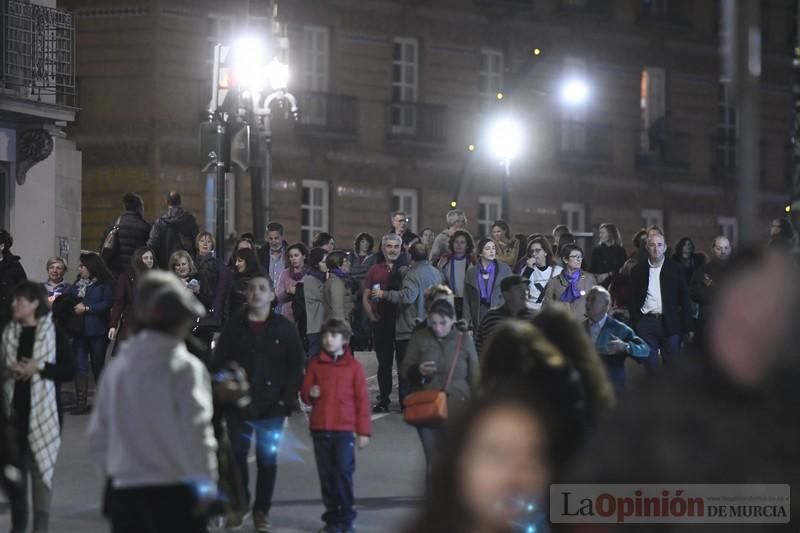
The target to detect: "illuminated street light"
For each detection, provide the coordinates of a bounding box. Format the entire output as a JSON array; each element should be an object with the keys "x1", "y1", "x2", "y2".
[
  {"x1": 560, "y1": 79, "x2": 589, "y2": 105},
  {"x1": 267, "y1": 57, "x2": 289, "y2": 90},
  {"x1": 233, "y1": 37, "x2": 270, "y2": 93},
  {"x1": 488, "y1": 117, "x2": 523, "y2": 163}
]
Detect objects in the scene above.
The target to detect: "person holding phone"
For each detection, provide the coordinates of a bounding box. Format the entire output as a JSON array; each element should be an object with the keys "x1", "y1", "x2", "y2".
[{"x1": 400, "y1": 299, "x2": 480, "y2": 488}]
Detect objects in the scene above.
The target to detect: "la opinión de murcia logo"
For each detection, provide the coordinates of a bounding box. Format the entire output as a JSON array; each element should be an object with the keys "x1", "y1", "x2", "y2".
[{"x1": 549, "y1": 484, "x2": 790, "y2": 524}]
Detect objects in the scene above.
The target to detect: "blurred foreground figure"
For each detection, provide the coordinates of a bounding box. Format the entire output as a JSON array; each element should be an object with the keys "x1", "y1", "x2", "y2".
[
  {"x1": 87, "y1": 271, "x2": 218, "y2": 533},
  {"x1": 406, "y1": 384, "x2": 556, "y2": 533},
  {"x1": 562, "y1": 248, "x2": 800, "y2": 533}
]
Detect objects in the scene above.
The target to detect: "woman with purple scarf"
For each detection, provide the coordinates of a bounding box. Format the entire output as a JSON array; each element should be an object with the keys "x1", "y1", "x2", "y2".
[
  {"x1": 323, "y1": 251, "x2": 355, "y2": 330},
  {"x1": 464, "y1": 239, "x2": 512, "y2": 333},
  {"x1": 275, "y1": 242, "x2": 309, "y2": 323},
  {"x1": 542, "y1": 244, "x2": 598, "y2": 320}
]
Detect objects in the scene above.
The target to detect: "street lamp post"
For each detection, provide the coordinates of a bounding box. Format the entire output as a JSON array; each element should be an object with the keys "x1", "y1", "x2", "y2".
[{"x1": 234, "y1": 40, "x2": 299, "y2": 241}]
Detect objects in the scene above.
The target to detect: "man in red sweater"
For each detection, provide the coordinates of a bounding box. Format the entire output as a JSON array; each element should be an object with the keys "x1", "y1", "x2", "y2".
[{"x1": 301, "y1": 319, "x2": 371, "y2": 533}]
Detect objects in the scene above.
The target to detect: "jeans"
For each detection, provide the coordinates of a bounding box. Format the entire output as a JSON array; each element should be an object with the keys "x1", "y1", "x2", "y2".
[
  {"x1": 635, "y1": 315, "x2": 681, "y2": 371},
  {"x1": 307, "y1": 333, "x2": 322, "y2": 362},
  {"x1": 312, "y1": 431, "x2": 356, "y2": 529},
  {"x1": 417, "y1": 425, "x2": 444, "y2": 491},
  {"x1": 9, "y1": 445, "x2": 52, "y2": 533},
  {"x1": 372, "y1": 321, "x2": 400, "y2": 405},
  {"x1": 226, "y1": 416, "x2": 285, "y2": 515},
  {"x1": 74, "y1": 335, "x2": 107, "y2": 382},
  {"x1": 106, "y1": 484, "x2": 207, "y2": 533},
  {"x1": 395, "y1": 339, "x2": 410, "y2": 404}
]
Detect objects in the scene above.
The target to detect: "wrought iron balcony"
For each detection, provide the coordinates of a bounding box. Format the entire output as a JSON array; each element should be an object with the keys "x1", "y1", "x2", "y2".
[
  {"x1": 295, "y1": 92, "x2": 358, "y2": 137},
  {"x1": 635, "y1": 129, "x2": 692, "y2": 171},
  {"x1": 557, "y1": 121, "x2": 613, "y2": 164},
  {"x1": 385, "y1": 101, "x2": 446, "y2": 145},
  {"x1": 1, "y1": 0, "x2": 76, "y2": 107}
]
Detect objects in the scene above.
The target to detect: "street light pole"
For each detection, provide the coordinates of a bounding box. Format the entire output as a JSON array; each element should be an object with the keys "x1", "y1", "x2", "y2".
[
  {"x1": 215, "y1": 121, "x2": 228, "y2": 259},
  {"x1": 501, "y1": 159, "x2": 511, "y2": 223}
]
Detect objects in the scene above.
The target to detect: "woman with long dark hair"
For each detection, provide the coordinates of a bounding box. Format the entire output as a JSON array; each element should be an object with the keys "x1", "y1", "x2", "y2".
[
  {"x1": 768, "y1": 217, "x2": 797, "y2": 250},
  {"x1": 491, "y1": 220, "x2": 519, "y2": 269},
  {"x1": 68, "y1": 252, "x2": 114, "y2": 414},
  {"x1": 4, "y1": 281, "x2": 74, "y2": 533},
  {"x1": 672, "y1": 236, "x2": 705, "y2": 284},
  {"x1": 521, "y1": 236, "x2": 562, "y2": 312},
  {"x1": 108, "y1": 247, "x2": 155, "y2": 343},
  {"x1": 464, "y1": 239, "x2": 512, "y2": 332},
  {"x1": 406, "y1": 384, "x2": 556, "y2": 533},
  {"x1": 220, "y1": 248, "x2": 261, "y2": 321},
  {"x1": 275, "y1": 243, "x2": 309, "y2": 325},
  {"x1": 438, "y1": 230, "x2": 475, "y2": 320}
]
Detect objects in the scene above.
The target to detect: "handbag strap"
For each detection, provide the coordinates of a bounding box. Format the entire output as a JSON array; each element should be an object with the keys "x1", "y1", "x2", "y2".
[{"x1": 442, "y1": 333, "x2": 464, "y2": 393}]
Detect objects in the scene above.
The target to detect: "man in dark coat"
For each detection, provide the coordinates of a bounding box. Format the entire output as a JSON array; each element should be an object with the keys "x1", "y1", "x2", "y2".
[
  {"x1": 147, "y1": 191, "x2": 199, "y2": 269},
  {"x1": 102, "y1": 192, "x2": 151, "y2": 276},
  {"x1": 627, "y1": 231, "x2": 692, "y2": 370},
  {"x1": 0, "y1": 229, "x2": 27, "y2": 330}
]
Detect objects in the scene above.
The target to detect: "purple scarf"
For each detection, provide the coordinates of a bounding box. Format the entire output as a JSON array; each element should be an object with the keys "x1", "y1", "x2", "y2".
[
  {"x1": 288, "y1": 266, "x2": 308, "y2": 282},
  {"x1": 477, "y1": 261, "x2": 496, "y2": 305},
  {"x1": 559, "y1": 270, "x2": 582, "y2": 303}
]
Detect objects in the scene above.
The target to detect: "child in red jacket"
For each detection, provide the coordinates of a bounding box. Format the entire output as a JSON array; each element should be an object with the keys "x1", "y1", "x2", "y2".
[{"x1": 301, "y1": 319, "x2": 371, "y2": 533}]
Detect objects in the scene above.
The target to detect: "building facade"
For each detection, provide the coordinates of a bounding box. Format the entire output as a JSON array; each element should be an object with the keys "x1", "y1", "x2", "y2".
[
  {"x1": 71, "y1": 0, "x2": 795, "y2": 255},
  {"x1": 0, "y1": 0, "x2": 80, "y2": 275}
]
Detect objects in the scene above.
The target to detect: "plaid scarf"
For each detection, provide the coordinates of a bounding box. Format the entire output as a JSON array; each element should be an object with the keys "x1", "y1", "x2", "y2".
[
  {"x1": 75, "y1": 277, "x2": 96, "y2": 298},
  {"x1": 3, "y1": 314, "x2": 60, "y2": 488}
]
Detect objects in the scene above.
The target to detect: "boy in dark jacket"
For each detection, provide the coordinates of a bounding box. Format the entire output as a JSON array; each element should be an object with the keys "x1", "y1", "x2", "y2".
[
  {"x1": 213, "y1": 274, "x2": 304, "y2": 532},
  {"x1": 301, "y1": 319, "x2": 371, "y2": 533}
]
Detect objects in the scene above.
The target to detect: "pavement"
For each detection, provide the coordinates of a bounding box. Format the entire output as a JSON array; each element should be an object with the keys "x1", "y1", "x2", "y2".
[{"x1": 0, "y1": 351, "x2": 425, "y2": 533}]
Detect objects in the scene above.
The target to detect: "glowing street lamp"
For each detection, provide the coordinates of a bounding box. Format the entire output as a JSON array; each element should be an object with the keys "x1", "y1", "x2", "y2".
[
  {"x1": 487, "y1": 117, "x2": 524, "y2": 223},
  {"x1": 560, "y1": 78, "x2": 590, "y2": 105}
]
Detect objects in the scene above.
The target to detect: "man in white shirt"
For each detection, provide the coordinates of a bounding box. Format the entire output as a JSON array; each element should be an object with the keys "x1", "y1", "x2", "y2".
[
  {"x1": 628, "y1": 233, "x2": 693, "y2": 370},
  {"x1": 87, "y1": 271, "x2": 217, "y2": 533}
]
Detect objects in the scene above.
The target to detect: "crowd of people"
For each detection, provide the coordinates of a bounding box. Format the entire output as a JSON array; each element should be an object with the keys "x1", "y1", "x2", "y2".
[{"x1": 1, "y1": 188, "x2": 799, "y2": 533}]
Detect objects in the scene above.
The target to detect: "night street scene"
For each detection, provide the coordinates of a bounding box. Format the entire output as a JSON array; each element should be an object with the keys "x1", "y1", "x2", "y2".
[{"x1": 1, "y1": 0, "x2": 800, "y2": 532}]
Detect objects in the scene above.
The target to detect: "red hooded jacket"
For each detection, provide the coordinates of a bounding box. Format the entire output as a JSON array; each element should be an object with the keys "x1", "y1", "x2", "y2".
[{"x1": 301, "y1": 347, "x2": 372, "y2": 436}]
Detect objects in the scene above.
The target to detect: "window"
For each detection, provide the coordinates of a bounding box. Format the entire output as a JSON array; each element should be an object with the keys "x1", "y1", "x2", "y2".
[
  {"x1": 561, "y1": 57, "x2": 588, "y2": 152},
  {"x1": 204, "y1": 172, "x2": 236, "y2": 237},
  {"x1": 302, "y1": 26, "x2": 330, "y2": 126},
  {"x1": 391, "y1": 37, "x2": 418, "y2": 134},
  {"x1": 301, "y1": 180, "x2": 329, "y2": 246},
  {"x1": 718, "y1": 216, "x2": 738, "y2": 245},
  {"x1": 640, "y1": 66, "x2": 666, "y2": 152},
  {"x1": 561, "y1": 202, "x2": 586, "y2": 233},
  {"x1": 479, "y1": 48, "x2": 503, "y2": 108},
  {"x1": 716, "y1": 82, "x2": 738, "y2": 171},
  {"x1": 641, "y1": 208, "x2": 664, "y2": 230},
  {"x1": 392, "y1": 188, "x2": 419, "y2": 233},
  {"x1": 477, "y1": 196, "x2": 502, "y2": 239},
  {"x1": 207, "y1": 14, "x2": 234, "y2": 61}
]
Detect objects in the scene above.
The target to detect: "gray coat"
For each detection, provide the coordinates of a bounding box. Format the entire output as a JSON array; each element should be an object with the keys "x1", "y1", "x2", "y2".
[
  {"x1": 303, "y1": 273, "x2": 325, "y2": 335},
  {"x1": 463, "y1": 260, "x2": 513, "y2": 332},
  {"x1": 383, "y1": 260, "x2": 443, "y2": 340}
]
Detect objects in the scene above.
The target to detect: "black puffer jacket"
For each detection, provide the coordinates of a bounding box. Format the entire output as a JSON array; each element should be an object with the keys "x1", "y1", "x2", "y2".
[
  {"x1": 147, "y1": 207, "x2": 199, "y2": 269},
  {"x1": 103, "y1": 211, "x2": 151, "y2": 274},
  {"x1": 0, "y1": 255, "x2": 26, "y2": 330},
  {"x1": 212, "y1": 311, "x2": 304, "y2": 419}
]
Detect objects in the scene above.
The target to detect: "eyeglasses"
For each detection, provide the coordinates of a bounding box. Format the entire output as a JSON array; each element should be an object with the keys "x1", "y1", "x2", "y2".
[
  {"x1": 568, "y1": 255, "x2": 583, "y2": 261},
  {"x1": 530, "y1": 248, "x2": 544, "y2": 254}
]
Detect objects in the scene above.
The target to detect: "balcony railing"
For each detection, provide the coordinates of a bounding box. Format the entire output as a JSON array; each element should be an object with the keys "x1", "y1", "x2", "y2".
[
  {"x1": 385, "y1": 101, "x2": 446, "y2": 145},
  {"x1": 295, "y1": 92, "x2": 358, "y2": 137},
  {"x1": 635, "y1": 129, "x2": 692, "y2": 171},
  {"x1": 557, "y1": 121, "x2": 613, "y2": 163},
  {"x1": 1, "y1": 0, "x2": 76, "y2": 107}
]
